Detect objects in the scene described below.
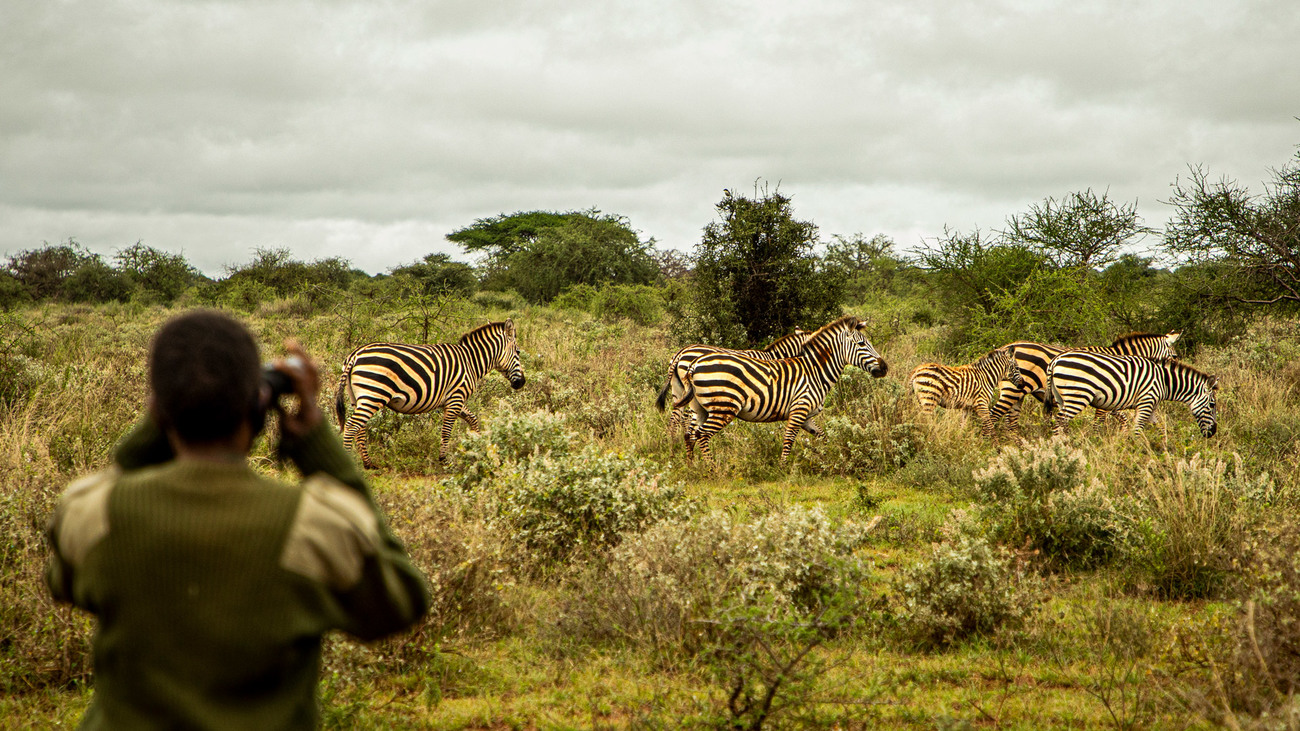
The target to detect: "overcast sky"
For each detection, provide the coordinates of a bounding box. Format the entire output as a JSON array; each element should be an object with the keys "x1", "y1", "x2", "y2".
[{"x1": 3, "y1": 0, "x2": 1298, "y2": 276}]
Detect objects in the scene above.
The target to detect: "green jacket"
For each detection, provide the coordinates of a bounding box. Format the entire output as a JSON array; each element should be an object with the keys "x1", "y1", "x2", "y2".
[{"x1": 46, "y1": 417, "x2": 430, "y2": 730}]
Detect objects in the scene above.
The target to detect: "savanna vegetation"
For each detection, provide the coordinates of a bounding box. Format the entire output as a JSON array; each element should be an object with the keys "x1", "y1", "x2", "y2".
[{"x1": 4, "y1": 157, "x2": 1300, "y2": 729}]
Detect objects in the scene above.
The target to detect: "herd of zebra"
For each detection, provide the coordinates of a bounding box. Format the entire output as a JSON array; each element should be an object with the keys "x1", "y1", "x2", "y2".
[{"x1": 331, "y1": 315, "x2": 1219, "y2": 469}]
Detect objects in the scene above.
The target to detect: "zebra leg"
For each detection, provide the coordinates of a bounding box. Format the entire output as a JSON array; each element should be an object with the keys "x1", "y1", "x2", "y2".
[
  {"x1": 1051, "y1": 397, "x2": 1087, "y2": 438},
  {"x1": 341, "y1": 397, "x2": 385, "y2": 469},
  {"x1": 976, "y1": 404, "x2": 998, "y2": 444},
  {"x1": 801, "y1": 418, "x2": 824, "y2": 437},
  {"x1": 1004, "y1": 391, "x2": 1024, "y2": 434},
  {"x1": 438, "y1": 396, "x2": 469, "y2": 463},
  {"x1": 693, "y1": 410, "x2": 737, "y2": 463},
  {"x1": 459, "y1": 409, "x2": 482, "y2": 432},
  {"x1": 1131, "y1": 399, "x2": 1158, "y2": 436},
  {"x1": 780, "y1": 404, "x2": 814, "y2": 461}
]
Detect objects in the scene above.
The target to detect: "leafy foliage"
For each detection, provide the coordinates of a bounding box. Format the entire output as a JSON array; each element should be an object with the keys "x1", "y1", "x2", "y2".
[
  {"x1": 388, "y1": 253, "x2": 477, "y2": 296},
  {"x1": 973, "y1": 439, "x2": 1127, "y2": 569},
  {"x1": 894, "y1": 533, "x2": 1039, "y2": 649},
  {"x1": 114, "y1": 243, "x2": 201, "y2": 303},
  {"x1": 448, "y1": 210, "x2": 658, "y2": 303},
  {"x1": 1165, "y1": 153, "x2": 1300, "y2": 308},
  {"x1": 678, "y1": 186, "x2": 843, "y2": 347}
]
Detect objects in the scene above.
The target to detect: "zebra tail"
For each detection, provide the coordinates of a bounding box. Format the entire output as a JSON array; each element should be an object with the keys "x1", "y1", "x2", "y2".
[
  {"x1": 1043, "y1": 374, "x2": 1059, "y2": 415},
  {"x1": 671, "y1": 376, "x2": 696, "y2": 411},
  {"x1": 654, "y1": 377, "x2": 672, "y2": 412},
  {"x1": 334, "y1": 367, "x2": 350, "y2": 430}
]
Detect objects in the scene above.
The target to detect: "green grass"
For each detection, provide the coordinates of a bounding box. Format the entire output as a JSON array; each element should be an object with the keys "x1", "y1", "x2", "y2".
[{"x1": 4, "y1": 300, "x2": 1299, "y2": 728}]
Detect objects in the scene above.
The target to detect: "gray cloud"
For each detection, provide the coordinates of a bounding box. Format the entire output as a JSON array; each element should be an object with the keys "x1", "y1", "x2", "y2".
[{"x1": 3, "y1": 0, "x2": 1297, "y2": 275}]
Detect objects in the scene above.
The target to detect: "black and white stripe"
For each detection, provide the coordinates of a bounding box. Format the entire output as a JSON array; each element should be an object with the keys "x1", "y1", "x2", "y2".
[
  {"x1": 334, "y1": 319, "x2": 526, "y2": 468},
  {"x1": 674, "y1": 315, "x2": 888, "y2": 462},
  {"x1": 909, "y1": 347, "x2": 1024, "y2": 442},
  {"x1": 654, "y1": 328, "x2": 809, "y2": 441},
  {"x1": 1045, "y1": 352, "x2": 1218, "y2": 438},
  {"x1": 997, "y1": 332, "x2": 1181, "y2": 432}
]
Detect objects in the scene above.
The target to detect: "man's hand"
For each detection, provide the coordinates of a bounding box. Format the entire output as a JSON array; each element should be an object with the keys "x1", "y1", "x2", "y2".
[{"x1": 273, "y1": 339, "x2": 323, "y2": 437}]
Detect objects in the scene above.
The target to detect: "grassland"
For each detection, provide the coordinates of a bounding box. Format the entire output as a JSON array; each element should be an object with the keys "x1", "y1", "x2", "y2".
[{"x1": 3, "y1": 296, "x2": 1299, "y2": 729}]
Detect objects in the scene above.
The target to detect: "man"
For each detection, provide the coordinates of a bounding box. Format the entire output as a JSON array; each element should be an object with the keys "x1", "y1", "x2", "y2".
[{"x1": 46, "y1": 309, "x2": 430, "y2": 729}]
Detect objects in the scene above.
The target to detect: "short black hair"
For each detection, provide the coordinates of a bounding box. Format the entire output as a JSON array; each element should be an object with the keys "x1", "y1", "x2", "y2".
[{"x1": 149, "y1": 310, "x2": 261, "y2": 444}]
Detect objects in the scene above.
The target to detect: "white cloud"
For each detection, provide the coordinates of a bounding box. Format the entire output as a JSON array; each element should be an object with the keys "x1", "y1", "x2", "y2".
[{"x1": 2, "y1": 0, "x2": 1297, "y2": 274}]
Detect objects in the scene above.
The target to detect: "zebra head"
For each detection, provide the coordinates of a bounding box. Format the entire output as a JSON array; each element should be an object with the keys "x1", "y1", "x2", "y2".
[
  {"x1": 497, "y1": 319, "x2": 527, "y2": 390},
  {"x1": 996, "y1": 346, "x2": 1025, "y2": 390},
  {"x1": 1187, "y1": 372, "x2": 1219, "y2": 438},
  {"x1": 849, "y1": 320, "x2": 888, "y2": 378}
]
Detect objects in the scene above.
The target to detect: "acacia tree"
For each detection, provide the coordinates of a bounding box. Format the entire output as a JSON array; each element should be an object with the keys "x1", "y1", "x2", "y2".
[
  {"x1": 447, "y1": 209, "x2": 657, "y2": 303},
  {"x1": 1003, "y1": 189, "x2": 1151, "y2": 270},
  {"x1": 682, "y1": 186, "x2": 842, "y2": 347},
  {"x1": 1164, "y1": 153, "x2": 1300, "y2": 306}
]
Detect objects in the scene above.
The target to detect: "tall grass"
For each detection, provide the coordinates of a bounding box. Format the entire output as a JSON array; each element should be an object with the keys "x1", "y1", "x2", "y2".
[{"x1": 5, "y1": 300, "x2": 1300, "y2": 727}]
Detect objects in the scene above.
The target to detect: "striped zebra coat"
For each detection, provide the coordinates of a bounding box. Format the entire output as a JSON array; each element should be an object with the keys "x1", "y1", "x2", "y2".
[
  {"x1": 909, "y1": 347, "x2": 1025, "y2": 442},
  {"x1": 654, "y1": 329, "x2": 809, "y2": 441},
  {"x1": 1045, "y1": 352, "x2": 1218, "y2": 438},
  {"x1": 675, "y1": 315, "x2": 888, "y2": 462},
  {"x1": 334, "y1": 320, "x2": 526, "y2": 468},
  {"x1": 997, "y1": 332, "x2": 1181, "y2": 432}
]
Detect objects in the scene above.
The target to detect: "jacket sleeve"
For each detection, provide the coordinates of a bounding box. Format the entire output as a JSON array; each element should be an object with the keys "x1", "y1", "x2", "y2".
[
  {"x1": 278, "y1": 420, "x2": 431, "y2": 640},
  {"x1": 112, "y1": 414, "x2": 175, "y2": 471},
  {"x1": 46, "y1": 469, "x2": 117, "y2": 610}
]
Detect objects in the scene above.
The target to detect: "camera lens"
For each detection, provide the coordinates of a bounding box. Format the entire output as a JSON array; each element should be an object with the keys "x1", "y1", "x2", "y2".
[{"x1": 262, "y1": 364, "x2": 294, "y2": 398}]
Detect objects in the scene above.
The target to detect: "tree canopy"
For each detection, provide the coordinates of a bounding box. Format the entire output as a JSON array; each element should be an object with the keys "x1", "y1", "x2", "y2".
[
  {"x1": 447, "y1": 209, "x2": 658, "y2": 303},
  {"x1": 681, "y1": 186, "x2": 843, "y2": 347}
]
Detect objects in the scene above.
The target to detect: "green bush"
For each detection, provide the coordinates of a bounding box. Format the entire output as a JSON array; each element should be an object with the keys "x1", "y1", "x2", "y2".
[
  {"x1": 972, "y1": 438, "x2": 1128, "y2": 569},
  {"x1": 555, "y1": 283, "x2": 666, "y2": 326},
  {"x1": 489, "y1": 446, "x2": 691, "y2": 568},
  {"x1": 792, "y1": 377, "x2": 921, "y2": 477},
  {"x1": 443, "y1": 409, "x2": 575, "y2": 490},
  {"x1": 62, "y1": 259, "x2": 133, "y2": 304},
  {"x1": 557, "y1": 506, "x2": 875, "y2": 658},
  {"x1": 1123, "y1": 453, "x2": 1254, "y2": 599},
  {"x1": 894, "y1": 534, "x2": 1039, "y2": 649},
  {"x1": 1217, "y1": 525, "x2": 1300, "y2": 721}
]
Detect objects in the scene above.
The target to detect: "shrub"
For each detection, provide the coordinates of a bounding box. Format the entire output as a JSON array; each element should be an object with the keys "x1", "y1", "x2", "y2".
[
  {"x1": 894, "y1": 533, "x2": 1039, "y2": 649},
  {"x1": 1216, "y1": 525, "x2": 1300, "y2": 720},
  {"x1": 1123, "y1": 453, "x2": 1252, "y2": 599},
  {"x1": 62, "y1": 259, "x2": 133, "y2": 303},
  {"x1": 792, "y1": 377, "x2": 921, "y2": 477},
  {"x1": 488, "y1": 446, "x2": 691, "y2": 569},
  {"x1": 557, "y1": 506, "x2": 876, "y2": 659},
  {"x1": 470, "y1": 289, "x2": 527, "y2": 312},
  {"x1": 443, "y1": 409, "x2": 575, "y2": 490},
  {"x1": 113, "y1": 243, "x2": 199, "y2": 303},
  {"x1": 972, "y1": 438, "x2": 1128, "y2": 569}
]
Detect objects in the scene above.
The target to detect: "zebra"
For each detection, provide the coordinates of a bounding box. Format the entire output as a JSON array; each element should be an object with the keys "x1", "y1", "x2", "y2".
[
  {"x1": 996, "y1": 332, "x2": 1181, "y2": 433},
  {"x1": 673, "y1": 315, "x2": 888, "y2": 462},
  {"x1": 654, "y1": 328, "x2": 810, "y2": 442},
  {"x1": 334, "y1": 319, "x2": 526, "y2": 468},
  {"x1": 908, "y1": 347, "x2": 1025, "y2": 442},
  {"x1": 1044, "y1": 352, "x2": 1218, "y2": 438}
]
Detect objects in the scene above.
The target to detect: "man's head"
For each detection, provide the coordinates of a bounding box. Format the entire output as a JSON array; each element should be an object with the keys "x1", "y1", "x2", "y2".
[{"x1": 149, "y1": 310, "x2": 263, "y2": 445}]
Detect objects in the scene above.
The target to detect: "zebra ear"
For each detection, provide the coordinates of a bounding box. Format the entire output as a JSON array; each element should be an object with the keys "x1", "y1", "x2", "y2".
[
  {"x1": 1211, "y1": 376, "x2": 1219, "y2": 391},
  {"x1": 504, "y1": 318, "x2": 517, "y2": 337},
  {"x1": 1166, "y1": 331, "x2": 1181, "y2": 344}
]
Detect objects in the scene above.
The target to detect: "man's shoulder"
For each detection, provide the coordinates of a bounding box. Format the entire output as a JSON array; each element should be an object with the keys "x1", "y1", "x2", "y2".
[
  {"x1": 279, "y1": 474, "x2": 382, "y2": 590},
  {"x1": 52, "y1": 468, "x2": 121, "y2": 568}
]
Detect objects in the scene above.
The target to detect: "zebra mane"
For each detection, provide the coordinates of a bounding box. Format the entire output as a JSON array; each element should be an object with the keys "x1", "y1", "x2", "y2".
[
  {"x1": 810, "y1": 315, "x2": 861, "y2": 339},
  {"x1": 1165, "y1": 358, "x2": 1215, "y2": 382},
  {"x1": 972, "y1": 347, "x2": 1008, "y2": 369},
  {"x1": 798, "y1": 316, "x2": 862, "y2": 354},
  {"x1": 762, "y1": 329, "x2": 806, "y2": 352},
  {"x1": 458, "y1": 321, "x2": 508, "y2": 344},
  {"x1": 1109, "y1": 332, "x2": 1164, "y2": 348}
]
